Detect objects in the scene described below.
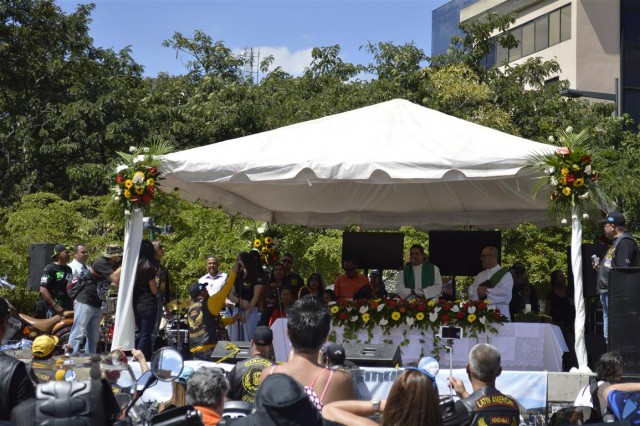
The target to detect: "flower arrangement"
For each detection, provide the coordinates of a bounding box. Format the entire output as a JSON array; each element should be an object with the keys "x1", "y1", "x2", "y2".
[
  {"x1": 252, "y1": 226, "x2": 282, "y2": 266},
  {"x1": 113, "y1": 142, "x2": 172, "y2": 212},
  {"x1": 329, "y1": 297, "x2": 507, "y2": 353},
  {"x1": 530, "y1": 127, "x2": 609, "y2": 221}
]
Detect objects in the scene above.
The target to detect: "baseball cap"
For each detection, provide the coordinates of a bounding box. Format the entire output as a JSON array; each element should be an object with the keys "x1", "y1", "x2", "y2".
[
  {"x1": 324, "y1": 343, "x2": 346, "y2": 365},
  {"x1": 51, "y1": 244, "x2": 70, "y2": 259},
  {"x1": 32, "y1": 335, "x2": 59, "y2": 358},
  {"x1": 600, "y1": 211, "x2": 626, "y2": 227},
  {"x1": 253, "y1": 326, "x2": 273, "y2": 346},
  {"x1": 189, "y1": 282, "x2": 206, "y2": 299},
  {"x1": 103, "y1": 244, "x2": 124, "y2": 258},
  {"x1": 368, "y1": 270, "x2": 381, "y2": 277},
  {"x1": 175, "y1": 365, "x2": 195, "y2": 385}
]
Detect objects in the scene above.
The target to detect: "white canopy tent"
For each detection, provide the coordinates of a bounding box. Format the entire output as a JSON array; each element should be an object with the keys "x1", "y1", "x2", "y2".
[
  {"x1": 114, "y1": 99, "x2": 590, "y2": 370},
  {"x1": 159, "y1": 99, "x2": 557, "y2": 230}
]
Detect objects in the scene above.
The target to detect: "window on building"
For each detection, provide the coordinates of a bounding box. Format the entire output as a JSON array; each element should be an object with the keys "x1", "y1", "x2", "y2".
[
  {"x1": 535, "y1": 15, "x2": 549, "y2": 52},
  {"x1": 549, "y1": 9, "x2": 561, "y2": 46},
  {"x1": 509, "y1": 27, "x2": 523, "y2": 61},
  {"x1": 522, "y1": 21, "x2": 535, "y2": 57},
  {"x1": 560, "y1": 5, "x2": 571, "y2": 42}
]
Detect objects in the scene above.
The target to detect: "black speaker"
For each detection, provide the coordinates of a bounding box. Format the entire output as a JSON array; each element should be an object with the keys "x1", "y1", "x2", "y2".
[
  {"x1": 609, "y1": 268, "x2": 640, "y2": 375},
  {"x1": 211, "y1": 341, "x2": 253, "y2": 362},
  {"x1": 567, "y1": 243, "x2": 608, "y2": 298},
  {"x1": 28, "y1": 243, "x2": 56, "y2": 291},
  {"x1": 342, "y1": 343, "x2": 402, "y2": 367}
]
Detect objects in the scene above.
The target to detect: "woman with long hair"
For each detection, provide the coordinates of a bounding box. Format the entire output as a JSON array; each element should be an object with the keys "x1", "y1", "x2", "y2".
[
  {"x1": 259, "y1": 262, "x2": 285, "y2": 326},
  {"x1": 322, "y1": 367, "x2": 444, "y2": 426},
  {"x1": 151, "y1": 240, "x2": 171, "y2": 349},
  {"x1": 268, "y1": 285, "x2": 294, "y2": 326},
  {"x1": 298, "y1": 272, "x2": 325, "y2": 299},
  {"x1": 132, "y1": 240, "x2": 158, "y2": 359}
]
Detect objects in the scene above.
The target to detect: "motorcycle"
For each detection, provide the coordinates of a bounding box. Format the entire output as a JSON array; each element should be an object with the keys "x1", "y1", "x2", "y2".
[
  {"x1": 5, "y1": 298, "x2": 74, "y2": 351},
  {"x1": 17, "y1": 346, "x2": 204, "y2": 425}
]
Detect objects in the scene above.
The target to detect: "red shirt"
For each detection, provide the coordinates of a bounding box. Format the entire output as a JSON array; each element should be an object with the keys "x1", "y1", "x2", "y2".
[
  {"x1": 334, "y1": 273, "x2": 370, "y2": 302},
  {"x1": 195, "y1": 405, "x2": 222, "y2": 426}
]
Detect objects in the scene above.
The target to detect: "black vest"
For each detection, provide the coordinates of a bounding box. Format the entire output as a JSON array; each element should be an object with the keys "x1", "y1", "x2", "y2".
[
  {"x1": 0, "y1": 353, "x2": 23, "y2": 420},
  {"x1": 461, "y1": 386, "x2": 520, "y2": 426}
]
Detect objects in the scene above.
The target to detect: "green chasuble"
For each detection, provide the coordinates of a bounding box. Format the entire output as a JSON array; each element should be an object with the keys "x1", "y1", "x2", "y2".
[{"x1": 403, "y1": 262, "x2": 435, "y2": 289}]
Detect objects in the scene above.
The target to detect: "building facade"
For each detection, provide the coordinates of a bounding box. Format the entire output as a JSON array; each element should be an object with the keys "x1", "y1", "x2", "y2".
[{"x1": 432, "y1": 0, "x2": 639, "y2": 125}]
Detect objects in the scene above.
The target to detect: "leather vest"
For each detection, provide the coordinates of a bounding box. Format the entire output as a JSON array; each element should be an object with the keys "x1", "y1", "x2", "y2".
[
  {"x1": 0, "y1": 353, "x2": 21, "y2": 419},
  {"x1": 461, "y1": 386, "x2": 520, "y2": 426},
  {"x1": 187, "y1": 299, "x2": 221, "y2": 348}
]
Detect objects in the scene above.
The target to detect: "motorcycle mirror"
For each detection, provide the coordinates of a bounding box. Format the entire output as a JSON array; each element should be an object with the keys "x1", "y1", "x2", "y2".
[
  {"x1": 136, "y1": 370, "x2": 157, "y2": 392},
  {"x1": 150, "y1": 347, "x2": 184, "y2": 382}
]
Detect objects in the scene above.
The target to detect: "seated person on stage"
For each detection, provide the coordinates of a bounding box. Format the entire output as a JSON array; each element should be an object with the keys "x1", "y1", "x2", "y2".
[
  {"x1": 268, "y1": 285, "x2": 294, "y2": 326},
  {"x1": 574, "y1": 351, "x2": 624, "y2": 418},
  {"x1": 508, "y1": 262, "x2": 540, "y2": 319},
  {"x1": 396, "y1": 244, "x2": 442, "y2": 300},
  {"x1": 448, "y1": 343, "x2": 521, "y2": 426},
  {"x1": 226, "y1": 326, "x2": 274, "y2": 404},
  {"x1": 334, "y1": 259, "x2": 370, "y2": 302},
  {"x1": 468, "y1": 247, "x2": 513, "y2": 321},
  {"x1": 187, "y1": 263, "x2": 239, "y2": 360}
]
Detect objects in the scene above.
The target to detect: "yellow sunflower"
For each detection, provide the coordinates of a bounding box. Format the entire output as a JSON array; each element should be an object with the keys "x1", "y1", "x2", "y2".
[
  {"x1": 124, "y1": 190, "x2": 131, "y2": 199},
  {"x1": 124, "y1": 179, "x2": 133, "y2": 189},
  {"x1": 416, "y1": 312, "x2": 425, "y2": 321},
  {"x1": 574, "y1": 178, "x2": 585, "y2": 187},
  {"x1": 560, "y1": 167, "x2": 569, "y2": 176},
  {"x1": 467, "y1": 314, "x2": 477, "y2": 323},
  {"x1": 427, "y1": 300, "x2": 437, "y2": 307},
  {"x1": 265, "y1": 236, "x2": 273, "y2": 244},
  {"x1": 330, "y1": 305, "x2": 339, "y2": 314},
  {"x1": 362, "y1": 313, "x2": 370, "y2": 323},
  {"x1": 254, "y1": 239, "x2": 262, "y2": 248},
  {"x1": 135, "y1": 186, "x2": 144, "y2": 195},
  {"x1": 391, "y1": 311, "x2": 401, "y2": 321},
  {"x1": 562, "y1": 187, "x2": 571, "y2": 196},
  {"x1": 146, "y1": 178, "x2": 155, "y2": 186},
  {"x1": 559, "y1": 177, "x2": 567, "y2": 186},
  {"x1": 262, "y1": 246, "x2": 268, "y2": 253}
]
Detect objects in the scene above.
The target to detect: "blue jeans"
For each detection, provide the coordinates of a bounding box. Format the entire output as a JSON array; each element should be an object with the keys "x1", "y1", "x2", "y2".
[
  {"x1": 69, "y1": 300, "x2": 102, "y2": 354},
  {"x1": 135, "y1": 307, "x2": 158, "y2": 360},
  {"x1": 230, "y1": 307, "x2": 260, "y2": 341},
  {"x1": 600, "y1": 293, "x2": 609, "y2": 344}
]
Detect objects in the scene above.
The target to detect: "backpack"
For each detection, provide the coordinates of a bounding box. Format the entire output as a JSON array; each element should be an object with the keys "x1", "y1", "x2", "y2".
[{"x1": 67, "y1": 275, "x2": 90, "y2": 299}]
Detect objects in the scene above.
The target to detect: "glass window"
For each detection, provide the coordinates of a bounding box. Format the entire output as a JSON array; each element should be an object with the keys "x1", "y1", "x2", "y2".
[
  {"x1": 509, "y1": 27, "x2": 523, "y2": 61},
  {"x1": 549, "y1": 10, "x2": 560, "y2": 46},
  {"x1": 522, "y1": 21, "x2": 535, "y2": 57},
  {"x1": 623, "y1": 45, "x2": 640, "y2": 87},
  {"x1": 623, "y1": 10, "x2": 640, "y2": 44},
  {"x1": 560, "y1": 5, "x2": 572, "y2": 42},
  {"x1": 496, "y1": 41, "x2": 509, "y2": 65},
  {"x1": 535, "y1": 16, "x2": 549, "y2": 52},
  {"x1": 483, "y1": 40, "x2": 497, "y2": 68}
]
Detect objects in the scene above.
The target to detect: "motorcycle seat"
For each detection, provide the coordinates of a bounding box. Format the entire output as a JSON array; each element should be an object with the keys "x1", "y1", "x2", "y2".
[{"x1": 19, "y1": 313, "x2": 64, "y2": 332}]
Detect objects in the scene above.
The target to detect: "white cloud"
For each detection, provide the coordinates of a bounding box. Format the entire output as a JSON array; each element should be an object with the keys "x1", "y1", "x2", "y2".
[{"x1": 234, "y1": 46, "x2": 314, "y2": 76}]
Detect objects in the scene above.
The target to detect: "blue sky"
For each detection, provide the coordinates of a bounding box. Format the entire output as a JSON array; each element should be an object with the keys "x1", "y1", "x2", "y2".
[{"x1": 57, "y1": 0, "x2": 451, "y2": 77}]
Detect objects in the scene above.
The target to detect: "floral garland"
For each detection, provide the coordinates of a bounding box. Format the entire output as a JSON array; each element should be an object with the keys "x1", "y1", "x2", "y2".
[
  {"x1": 252, "y1": 226, "x2": 282, "y2": 266},
  {"x1": 530, "y1": 127, "x2": 609, "y2": 222},
  {"x1": 113, "y1": 145, "x2": 169, "y2": 211},
  {"x1": 328, "y1": 297, "x2": 507, "y2": 356}
]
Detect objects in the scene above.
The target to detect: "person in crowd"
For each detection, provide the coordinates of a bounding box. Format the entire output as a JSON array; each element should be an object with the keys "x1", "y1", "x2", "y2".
[
  {"x1": 187, "y1": 282, "x2": 226, "y2": 360},
  {"x1": 259, "y1": 262, "x2": 286, "y2": 327},
  {"x1": 268, "y1": 286, "x2": 294, "y2": 326},
  {"x1": 320, "y1": 343, "x2": 357, "y2": 370},
  {"x1": 0, "y1": 298, "x2": 35, "y2": 421},
  {"x1": 226, "y1": 326, "x2": 274, "y2": 404},
  {"x1": 509, "y1": 262, "x2": 540, "y2": 319},
  {"x1": 133, "y1": 240, "x2": 159, "y2": 359},
  {"x1": 226, "y1": 373, "x2": 336, "y2": 426},
  {"x1": 322, "y1": 367, "x2": 443, "y2": 426},
  {"x1": 545, "y1": 270, "x2": 575, "y2": 331},
  {"x1": 68, "y1": 244, "x2": 89, "y2": 278},
  {"x1": 593, "y1": 211, "x2": 639, "y2": 343},
  {"x1": 396, "y1": 244, "x2": 443, "y2": 300},
  {"x1": 334, "y1": 259, "x2": 370, "y2": 302},
  {"x1": 159, "y1": 365, "x2": 194, "y2": 412},
  {"x1": 602, "y1": 378, "x2": 640, "y2": 423},
  {"x1": 368, "y1": 270, "x2": 388, "y2": 299},
  {"x1": 108, "y1": 348, "x2": 149, "y2": 375},
  {"x1": 574, "y1": 351, "x2": 624, "y2": 417},
  {"x1": 151, "y1": 240, "x2": 171, "y2": 349},
  {"x1": 199, "y1": 256, "x2": 232, "y2": 336},
  {"x1": 40, "y1": 243, "x2": 74, "y2": 317},
  {"x1": 448, "y1": 343, "x2": 520, "y2": 426},
  {"x1": 299, "y1": 272, "x2": 325, "y2": 300},
  {"x1": 228, "y1": 252, "x2": 264, "y2": 341},
  {"x1": 281, "y1": 253, "x2": 304, "y2": 298},
  {"x1": 187, "y1": 366, "x2": 229, "y2": 426},
  {"x1": 468, "y1": 247, "x2": 514, "y2": 321},
  {"x1": 260, "y1": 297, "x2": 353, "y2": 411},
  {"x1": 68, "y1": 244, "x2": 123, "y2": 355},
  {"x1": 322, "y1": 289, "x2": 337, "y2": 305}
]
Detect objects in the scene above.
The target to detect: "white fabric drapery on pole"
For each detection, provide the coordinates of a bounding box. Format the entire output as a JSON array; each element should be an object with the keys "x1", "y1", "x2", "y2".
[
  {"x1": 571, "y1": 206, "x2": 590, "y2": 372},
  {"x1": 111, "y1": 208, "x2": 143, "y2": 350}
]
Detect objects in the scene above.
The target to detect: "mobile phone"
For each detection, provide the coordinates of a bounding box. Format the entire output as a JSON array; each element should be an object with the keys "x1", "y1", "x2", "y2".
[{"x1": 438, "y1": 326, "x2": 463, "y2": 339}]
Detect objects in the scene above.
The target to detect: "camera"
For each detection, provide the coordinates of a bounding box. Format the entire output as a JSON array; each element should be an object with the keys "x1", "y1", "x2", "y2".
[{"x1": 439, "y1": 326, "x2": 463, "y2": 339}]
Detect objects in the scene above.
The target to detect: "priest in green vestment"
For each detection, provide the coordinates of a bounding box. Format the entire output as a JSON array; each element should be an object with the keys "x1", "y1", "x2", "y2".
[{"x1": 396, "y1": 244, "x2": 443, "y2": 300}]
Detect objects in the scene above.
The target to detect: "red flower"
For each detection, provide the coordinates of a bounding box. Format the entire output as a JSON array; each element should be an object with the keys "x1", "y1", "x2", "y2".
[
  {"x1": 477, "y1": 302, "x2": 487, "y2": 311},
  {"x1": 388, "y1": 300, "x2": 398, "y2": 308},
  {"x1": 443, "y1": 303, "x2": 451, "y2": 311},
  {"x1": 566, "y1": 174, "x2": 575, "y2": 183},
  {"x1": 457, "y1": 311, "x2": 465, "y2": 319},
  {"x1": 416, "y1": 303, "x2": 426, "y2": 312},
  {"x1": 592, "y1": 173, "x2": 600, "y2": 182},
  {"x1": 371, "y1": 301, "x2": 379, "y2": 310},
  {"x1": 339, "y1": 312, "x2": 348, "y2": 321},
  {"x1": 582, "y1": 155, "x2": 591, "y2": 163},
  {"x1": 442, "y1": 314, "x2": 451, "y2": 324},
  {"x1": 142, "y1": 193, "x2": 152, "y2": 203},
  {"x1": 148, "y1": 167, "x2": 157, "y2": 175},
  {"x1": 399, "y1": 306, "x2": 406, "y2": 314},
  {"x1": 116, "y1": 175, "x2": 124, "y2": 183},
  {"x1": 550, "y1": 192, "x2": 558, "y2": 200},
  {"x1": 148, "y1": 185, "x2": 155, "y2": 194},
  {"x1": 556, "y1": 147, "x2": 570, "y2": 155},
  {"x1": 492, "y1": 311, "x2": 501, "y2": 320}
]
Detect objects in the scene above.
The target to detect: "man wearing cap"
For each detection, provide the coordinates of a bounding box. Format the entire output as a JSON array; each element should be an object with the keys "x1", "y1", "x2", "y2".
[
  {"x1": 0, "y1": 298, "x2": 35, "y2": 421},
  {"x1": 396, "y1": 244, "x2": 443, "y2": 300},
  {"x1": 40, "y1": 243, "x2": 74, "y2": 317},
  {"x1": 226, "y1": 326, "x2": 274, "y2": 403},
  {"x1": 68, "y1": 243, "x2": 123, "y2": 354},
  {"x1": 593, "y1": 211, "x2": 639, "y2": 343}
]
